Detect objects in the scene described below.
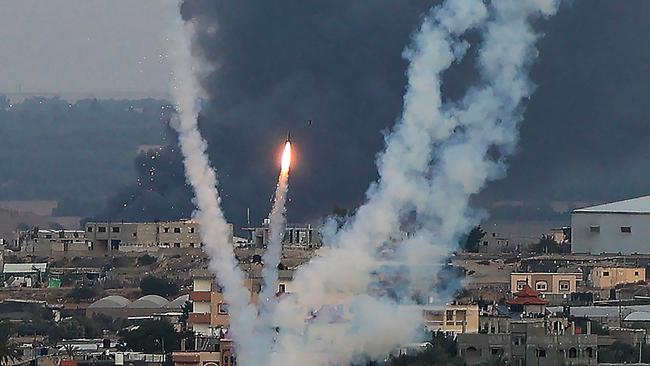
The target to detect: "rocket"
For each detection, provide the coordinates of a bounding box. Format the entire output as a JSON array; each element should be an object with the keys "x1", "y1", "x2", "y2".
[{"x1": 286, "y1": 132, "x2": 291, "y2": 143}]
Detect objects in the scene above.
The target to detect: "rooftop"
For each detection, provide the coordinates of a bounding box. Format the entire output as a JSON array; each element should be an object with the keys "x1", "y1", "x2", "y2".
[{"x1": 574, "y1": 195, "x2": 650, "y2": 214}]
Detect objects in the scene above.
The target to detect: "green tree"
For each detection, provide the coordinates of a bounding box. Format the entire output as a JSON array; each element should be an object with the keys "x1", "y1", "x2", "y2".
[
  {"x1": 67, "y1": 287, "x2": 99, "y2": 302},
  {"x1": 0, "y1": 320, "x2": 22, "y2": 364},
  {"x1": 119, "y1": 320, "x2": 180, "y2": 354},
  {"x1": 460, "y1": 226, "x2": 486, "y2": 253},
  {"x1": 599, "y1": 341, "x2": 637, "y2": 363},
  {"x1": 140, "y1": 276, "x2": 179, "y2": 297}
]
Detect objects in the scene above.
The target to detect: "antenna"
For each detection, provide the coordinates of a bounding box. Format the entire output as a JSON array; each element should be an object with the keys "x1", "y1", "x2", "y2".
[{"x1": 246, "y1": 208, "x2": 250, "y2": 226}]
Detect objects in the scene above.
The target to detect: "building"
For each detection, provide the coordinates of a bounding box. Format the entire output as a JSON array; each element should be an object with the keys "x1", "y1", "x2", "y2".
[
  {"x1": 242, "y1": 220, "x2": 321, "y2": 249},
  {"x1": 572, "y1": 195, "x2": 650, "y2": 254},
  {"x1": 589, "y1": 265, "x2": 646, "y2": 289},
  {"x1": 478, "y1": 231, "x2": 513, "y2": 253},
  {"x1": 458, "y1": 319, "x2": 598, "y2": 366},
  {"x1": 15, "y1": 228, "x2": 87, "y2": 257},
  {"x1": 422, "y1": 303, "x2": 479, "y2": 334},
  {"x1": 84, "y1": 220, "x2": 232, "y2": 252},
  {"x1": 511, "y1": 272, "x2": 581, "y2": 294},
  {"x1": 2, "y1": 262, "x2": 48, "y2": 287}
]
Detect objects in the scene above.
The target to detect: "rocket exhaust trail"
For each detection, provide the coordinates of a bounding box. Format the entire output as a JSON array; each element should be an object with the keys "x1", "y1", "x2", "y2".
[
  {"x1": 260, "y1": 141, "x2": 292, "y2": 309},
  {"x1": 164, "y1": 1, "x2": 256, "y2": 363}
]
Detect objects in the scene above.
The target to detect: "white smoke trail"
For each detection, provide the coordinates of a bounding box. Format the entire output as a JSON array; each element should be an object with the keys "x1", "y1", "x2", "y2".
[
  {"x1": 269, "y1": 0, "x2": 559, "y2": 365},
  {"x1": 241, "y1": 143, "x2": 291, "y2": 365},
  {"x1": 164, "y1": 1, "x2": 258, "y2": 363}
]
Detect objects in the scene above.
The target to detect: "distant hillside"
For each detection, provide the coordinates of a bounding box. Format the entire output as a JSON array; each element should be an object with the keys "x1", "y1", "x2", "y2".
[
  {"x1": 0, "y1": 207, "x2": 80, "y2": 243},
  {"x1": 0, "y1": 96, "x2": 170, "y2": 217}
]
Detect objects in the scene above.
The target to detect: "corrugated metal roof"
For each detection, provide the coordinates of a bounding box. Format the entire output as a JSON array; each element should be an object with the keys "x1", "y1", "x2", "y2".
[
  {"x1": 624, "y1": 311, "x2": 650, "y2": 322},
  {"x1": 574, "y1": 195, "x2": 650, "y2": 214},
  {"x1": 3, "y1": 263, "x2": 47, "y2": 273}
]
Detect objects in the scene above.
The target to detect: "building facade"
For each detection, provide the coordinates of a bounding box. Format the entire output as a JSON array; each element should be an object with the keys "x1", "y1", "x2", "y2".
[
  {"x1": 243, "y1": 221, "x2": 321, "y2": 249},
  {"x1": 572, "y1": 195, "x2": 650, "y2": 254},
  {"x1": 84, "y1": 220, "x2": 233, "y2": 252},
  {"x1": 422, "y1": 303, "x2": 479, "y2": 334},
  {"x1": 511, "y1": 272, "x2": 581, "y2": 294},
  {"x1": 589, "y1": 266, "x2": 645, "y2": 289}
]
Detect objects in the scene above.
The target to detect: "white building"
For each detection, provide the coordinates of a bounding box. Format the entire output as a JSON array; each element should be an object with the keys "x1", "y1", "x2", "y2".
[{"x1": 572, "y1": 195, "x2": 650, "y2": 254}]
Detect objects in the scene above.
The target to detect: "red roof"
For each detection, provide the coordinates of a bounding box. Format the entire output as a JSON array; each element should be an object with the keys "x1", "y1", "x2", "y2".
[{"x1": 506, "y1": 284, "x2": 549, "y2": 305}]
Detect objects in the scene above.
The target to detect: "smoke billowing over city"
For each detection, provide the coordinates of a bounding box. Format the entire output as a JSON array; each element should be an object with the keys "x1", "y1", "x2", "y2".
[{"x1": 4, "y1": 1, "x2": 650, "y2": 366}]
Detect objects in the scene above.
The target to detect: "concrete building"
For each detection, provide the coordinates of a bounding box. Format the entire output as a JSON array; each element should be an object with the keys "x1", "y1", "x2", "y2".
[
  {"x1": 572, "y1": 195, "x2": 650, "y2": 254},
  {"x1": 511, "y1": 272, "x2": 581, "y2": 294},
  {"x1": 422, "y1": 303, "x2": 479, "y2": 334},
  {"x1": 458, "y1": 319, "x2": 598, "y2": 366},
  {"x1": 589, "y1": 265, "x2": 646, "y2": 289},
  {"x1": 84, "y1": 220, "x2": 233, "y2": 252},
  {"x1": 16, "y1": 228, "x2": 87, "y2": 257},
  {"x1": 478, "y1": 231, "x2": 514, "y2": 254},
  {"x1": 2, "y1": 262, "x2": 48, "y2": 287},
  {"x1": 243, "y1": 220, "x2": 321, "y2": 249}
]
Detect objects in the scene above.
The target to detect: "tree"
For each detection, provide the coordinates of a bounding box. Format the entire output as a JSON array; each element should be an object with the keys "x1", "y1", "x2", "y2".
[
  {"x1": 460, "y1": 226, "x2": 486, "y2": 253},
  {"x1": 140, "y1": 276, "x2": 179, "y2": 297},
  {"x1": 386, "y1": 332, "x2": 463, "y2": 366},
  {"x1": 119, "y1": 320, "x2": 180, "y2": 354},
  {"x1": 67, "y1": 287, "x2": 98, "y2": 302},
  {"x1": 0, "y1": 320, "x2": 21, "y2": 364},
  {"x1": 599, "y1": 341, "x2": 637, "y2": 363},
  {"x1": 137, "y1": 254, "x2": 157, "y2": 266},
  {"x1": 532, "y1": 234, "x2": 570, "y2": 254}
]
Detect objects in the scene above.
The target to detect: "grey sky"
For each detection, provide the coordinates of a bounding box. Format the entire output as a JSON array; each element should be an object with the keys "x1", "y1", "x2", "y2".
[{"x1": 0, "y1": 0, "x2": 173, "y2": 97}]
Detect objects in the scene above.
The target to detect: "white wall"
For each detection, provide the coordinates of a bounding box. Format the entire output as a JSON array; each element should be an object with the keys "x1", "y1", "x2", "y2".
[{"x1": 572, "y1": 212, "x2": 650, "y2": 254}]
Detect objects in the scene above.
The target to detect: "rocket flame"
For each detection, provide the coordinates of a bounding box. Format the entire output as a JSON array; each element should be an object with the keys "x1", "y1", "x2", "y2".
[{"x1": 281, "y1": 141, "x2": 292, "y2": 172}]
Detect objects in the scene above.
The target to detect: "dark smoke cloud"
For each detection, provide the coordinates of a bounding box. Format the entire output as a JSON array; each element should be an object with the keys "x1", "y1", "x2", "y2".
[{"x1": 103, "y1": 1, "x2": 650, "y2": 228}]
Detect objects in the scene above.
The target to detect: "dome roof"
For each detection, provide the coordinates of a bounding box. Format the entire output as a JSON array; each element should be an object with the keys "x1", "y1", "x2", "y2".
[
  {"x1": 166, "y1": 294, "x2": 189, "y2": 309},
  {"x1": 127, "y1": 295, "x2": 170, "y2": 308},
  {"x1": 88, "y1": 295, "x2": 131, "y2": 309}
]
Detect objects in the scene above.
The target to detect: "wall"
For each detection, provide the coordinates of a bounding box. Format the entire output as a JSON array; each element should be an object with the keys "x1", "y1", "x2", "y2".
[
  {"x1": 511, "y1": 273, "x2": 581, "y2": 294},
  {"x1": 572, "y1": 212, "x2": 650, "y2": 254},
  {"x1": 590, "y1": 267, "x2": 645, "y2": 289}
]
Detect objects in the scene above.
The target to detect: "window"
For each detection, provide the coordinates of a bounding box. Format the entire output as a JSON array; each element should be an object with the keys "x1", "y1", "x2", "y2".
[
  {"x1": 190, "y1": 242, "x2": 195, "y2": 248},
  {"x1": 535, "y1": 281, "x2": 548, "y2": 291},
  {"x1": 45, "y1": 235, "x2": 52, "y2": 239},
  {"x1": 590, "y1": 226, "x2": 600, "y2": 233},
  {"x1": 133, "y1": 232, "x2": 137, "y2": 237},
  {"x1": 517, "y1": 280, "x2": 527, "y2": 290},
  {"x1": 174, "y1": 227, "x2": 181, "y2": 233},
  {"x1": 190, "y1": 227, "x2": 195, "y2": 233},
  {"x1": 568, "y1": 347, "x2": 577, "y2": 358},
  {"x1": 164, "y1": 227, "x2": 169, "y2": 233},
  {"x1": 559, "y1": 280, "x2": 570, "y2": 291},
  {"x1": 218, "y1": 303, "x2": 229, "y2": 314},
  {"x1": 98, "y1": 227, "x2": 106, "y2": 233},
  {"x1": 278, "y1": 283, "x2": 286, "y2": 293},
  {"x1": 536, "y1": 349, "x2": 546, "y2": 358},
  {"x1": 491, "y1": 347, "x2": 503, "y2": 356},
  {"x1": 621, "y1": 226, "x2": 632, "y2": 233},
  {"x1": 636, "y1": 271, "x2": 640, "y2": 276},
  {"x1": 446, "y1": 310, "x2": 454, "y2": 321},
  {"x1": 585, "y1": 347, "x2": 594, "y2": 358},
  {"x1": 174, "y1": 243, "x2": 181, "y2": 248},
  {"x1": 87, "y1": 227, "x2": 93, "y2": 232},
  {"x1": 602, "y1": 271, "x2": 610, "y2": 277},
  {"x1": 483, "y1": 241, "x2": 488, "y2": 246},
  {"x1": 112, "y1": 227, "x2": 120, "y2": 233}
]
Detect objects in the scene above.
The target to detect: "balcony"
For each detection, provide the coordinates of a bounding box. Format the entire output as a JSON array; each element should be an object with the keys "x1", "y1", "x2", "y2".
[
  {"x1": 189, "y1": 313, "x2": 211, "y2": 324},
  {"x1": 190, "y1": 291, "x2": 212, "y2": 302}
]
